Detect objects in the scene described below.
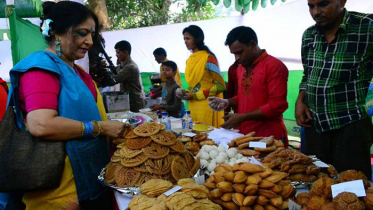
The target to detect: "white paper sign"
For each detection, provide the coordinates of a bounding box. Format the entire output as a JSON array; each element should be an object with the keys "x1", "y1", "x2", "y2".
[
  {"x1": 249, "y1": 142, "x2": 266, "y2": 148},
  {"x1": 249, "y1": 156, "x2": 266, "y2": 169},
  {"x1": 183, "y1": 132, "x2": 197, "y2": 137},
  {"x1": 288, "y1": 199, "x2": 302, "y2": 210},
  {"x1": 313, "y1": 161, "x2": 330, "y2": 168},
  {"x1": 331, "y1": 180, "x2": 366, "y2": 198},
  {"x1": 164, "y1": 186, "x2": 182, "y2": 196}
]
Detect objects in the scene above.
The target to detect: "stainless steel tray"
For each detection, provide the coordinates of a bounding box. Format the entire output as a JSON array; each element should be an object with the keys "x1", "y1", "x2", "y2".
[{"x1": 98, "y1": 168, "x2": 141, "y2": 197}]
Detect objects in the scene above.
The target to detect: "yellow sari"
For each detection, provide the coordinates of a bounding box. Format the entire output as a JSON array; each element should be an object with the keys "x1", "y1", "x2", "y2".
[
  {"x1": 23, "y1": 85, "x2": 108, "y2": 210},
  {"x1": 185, "y1": 50, "x2": 225, "y2": 128}
]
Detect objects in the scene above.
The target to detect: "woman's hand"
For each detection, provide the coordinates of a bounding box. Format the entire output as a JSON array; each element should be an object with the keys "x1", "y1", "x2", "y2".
[
  {"x1": 99, "y1": 120, "x2": 127, "y2": 138},
  {"x1": 175, "y1": 88, "x2": 186, "y2": 98},
  {"x1": 150, "y1": 105, "x2": 164, "y2": 111},
  {"x1": 183, "y1": 93, "x2": 194, "y2": 101}
]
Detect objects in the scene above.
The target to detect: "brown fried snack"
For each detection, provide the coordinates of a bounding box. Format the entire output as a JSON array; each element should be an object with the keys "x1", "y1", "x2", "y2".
[
  {"x1": 320, "y1": 202, "x2": 335, "y2": 210},
  {"x1": 121, "y1": 153, "x2": 148, "y2": 167},
  {"x1": 140, "y1": 179, "x2": 173, "y2": 197},
  {"x1": 125, "y1": 137, "x2": 152, "y2": 150},
  {"x1": 144, "y1": 155, "x2": 172, "y2": 175},
  {"x1": 332, "y1": 192, "x2": 365, "y2": 210},
  {"x1": 170, "y1": 140, "x2": 186, "y2": 153},
  {"x1": 177, "y1": 135, "x2": 192, "y2": 143},
  {"x1": 306, "y1": 196, "x2": 329, "y2": 210},
  {"x1": 364, "y1": 189, "x2": 373, "y2": 210},
  {"x1": 288, "y1": 164, "x2": 308, "y2": 174},
  {"x1": 133, "y1": 122, "x2": 161, "y2": 137},
  {"x1": 171, "y1": 155, "x2": 191, "y2": 181},
  {"x1": 259, "y1": 136, "x2": 274, "y2": 146},
  {"x1": 254, "y1": 145, "x2": 277, "y2": 153},
  {"x1": 326, "y1": 164, "x2": 338, "y2": 178},
  {"x1": 125, "y1": 130, "x2": 139, "y2": 139},
  {"x1": 104, "y1": 162, "x2": 121, "y2": 184},
  {"x1": 306, "y1": 164, "x2": 321, "y2": 175},
  {"x1": 309, "y1": 177, "x2": 337, "y2": 199},
  {"x1": 193, "y1": 133, "x2": 207, "y2": 142},
  {"x1": 142, "y1": 142, "x2": 170, "y2": 159},
  {"x1": 119, "y1": 146, "x2": 142, "y2": 159},
  {"x1": 338, "y1": 170, "x2": 370, "y2": 189},
  {"x1": 151, "y1": 130, "x2": 177, "y2": 146},
  {"x1": 238, "y1": 149, "x2": 260, "y2": 157},
  {"x1": 296, "y1": 192, "x2": 309, "y2": 207}
]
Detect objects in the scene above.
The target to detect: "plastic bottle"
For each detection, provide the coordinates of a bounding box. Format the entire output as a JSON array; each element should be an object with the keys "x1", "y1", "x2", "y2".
[
  {"x1": 182, "y1": 111, "x2": 193, "y2": 131},
  {"x1": 161, "y1": 112, "x2": 171, "y2": 131}
]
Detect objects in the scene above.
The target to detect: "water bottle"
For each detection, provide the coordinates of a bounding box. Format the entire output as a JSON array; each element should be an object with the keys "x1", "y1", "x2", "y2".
[
  {"x1": 161, "y1": 112, "x2": 171, "y2": 131},
  {"x1": 182, "y1": 111, "x2": 193, "y2": 131}
]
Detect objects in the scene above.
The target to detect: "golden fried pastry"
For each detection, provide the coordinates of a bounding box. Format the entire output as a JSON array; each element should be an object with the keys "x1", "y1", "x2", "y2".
[
  {"x1": 244, "y1": 184, "x2": 259, "y2": 195},
  {"x1": 221, "y1": 193, "x2": 233, "y2": 202},
  {"x1": 204, "y1": 182, "x2": 216, "y2": 189},
  {"x1": 133, "y1": 122, "x2": 161, "y2": 137},
  {"x1": 151, "y1": 130, "x2": 177, "y2": 146},
  {"x1": 306, "y1": 164, "x2": 321, "y2": 175},
  {"x1": 113, "y1": 137, "x2": 126, "y2": 145},
  {"x1": 270, "y1": 195, "x2": 283, "y2": 207},
  {"x1": 233, "y1": 162, "x2": 265, "y2": 173},
  {"x1": 258, "y1": 180, "x2": 275, "y2": 189},
  {"x1": 105, "y1": 162, "x2": 121, "y2": 184},
  {"x1": 199, "y1": 140, "x2": 216, "y2": 146},
  {"x1": 144, "y1": 155, "x2": 172, "y2": 175},
  {"x1": 142, "y1": 142, "x2": 170, "y2": 159},
  {"x1": 125, "y1": 130, "x2": 139, "y2": 139},
  {"x1": 280, "y1": 185, "x2": 295, "y2": 200},
  {"x1": 185, "y1": 142, "x2": 200, "y2": 151},
  {"x1": 121, "y1": 153, "x2": 148, "y2": 167},
  {"x1": 332, "y1": 192, "x2": 365, "y2": 210},
  {"x1": 270, "y1": 185, "x2": 282, "y2": 194},
  {"x1": 111, "y1": 155, "x2": 121, "y2": 163},
  {"x1": 309, "y1": 177, "x2": 337, "y2": 199},
  {"x1": 256, "y1": 167, "x2": 273, "y2": 178},
  {"x1": 171, "y1": 156, "x2": 190, "y2": 181},
  {"x1": 193, "y1": 133, "x2": 207, "y2": 142},
  {"x1": 170, "y1": 140, "x2": 186, "y2": 153},
  {"x1": 240, "y1": 207, "x2": 253, "y2": 210},
  {"x1": 253, "y1": 205, "x2": 265, "y2": 210},
  {"x1": 125, "y1": 137, "x2": 153, "y2": 150},
  {"x1": 230, "y1": 132, "x2": 256, "y2": 145},
  {"x1": 129, "y1": 195, "x2": 155, "y2": 210},
  {"x1": 254, "y1": 145, "x2": 277, "y2": 153},
  {"x1": 246, "y1": 174, "x2": 262, "y2": 185},
  {"x1": 264, "y1": 171, "x2": 288, "y2": 183},
  {"x1": 326, "y1": 164, "x2": 338, "y2": 178},
  {"x1": 178, "y1": 135, "x2": 192, "y2": 143},
  {"x1": 320, "y1": 202, "x2": 335, "y2": 210},
  {"x1": 210, "y1": 189, "x2": 224, "y2": 198},
  {"x1": 288, "y1": 164, "x2": 308, "y2": 174},
  {"x1": 258, "y1": 189, "x2": 277, "y2": 199},
  {"x1": 256, "y1": 195, "x2": 269, "y2": 205},
  {"x1": 243, "y1": 196, "x2": 257, "y2": 206},
  {"x1": 236, "y1": 137, "x2": 264, "y2": 146},
  {"x1": 232, "y1": 193, "x2": 245, "y2": 206},
  {"x1": 224, "y1": 171, "x2": 236, "y2": 182},
  {"x1": 166, "y1": 192, "x2": 196, "y2": 210},
  {"x1": 273, "y1": 140, "x2": 285, "y2": 147},
  {"x1": 259, "y1": 136, "x2": 274, "y2": 147},
  {"x1": 234, "y1": 171, "x2": 248, "y2": 184},
  {"x1": 233, "y1": 184, "x2": 246, "y2": 193},
  {"x1": 217, "y1": 181, "x2": 235, "y2": 193},
  {"x1": 338, "y1": 170, "x2": 370, "y2": 189},
  {"x1": 140, "y1": 179, "x2": 173, "y2": 197},
  {"x1": 221, "y1": 201, "x2": 239, "y2": 210},
  {"x1": 189, "y1": 156, "x2": 200, "y2": 177},
  {"x1": 211, "y1": 172, "x2": 226, "y2": 183},
  {"x1": 306, "y1": 196, "x2": 329, "y2": 210},
  {"x1": 296, "y1": 192, "x2": 309, "y2": 207},
  {"x1": 238, "y1": 149, "x2": 260, "y2": 157},
  {"x1": 119, "y1": 146, "x2": 143, "y2": 159}
]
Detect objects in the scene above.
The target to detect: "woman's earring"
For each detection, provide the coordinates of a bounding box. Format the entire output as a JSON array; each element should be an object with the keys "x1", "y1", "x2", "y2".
[{"x1": 55, "y1": 37, "x2": 61, "y2": 57}]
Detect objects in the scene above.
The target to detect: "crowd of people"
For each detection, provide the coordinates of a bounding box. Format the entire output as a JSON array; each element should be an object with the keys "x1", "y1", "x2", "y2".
[{"x1": 0, "y1": 0, "x2": 372, "y2": 209}]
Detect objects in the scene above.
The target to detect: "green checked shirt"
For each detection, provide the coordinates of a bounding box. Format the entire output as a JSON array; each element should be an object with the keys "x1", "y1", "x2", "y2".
[{"x1": 300, "y1": 9, "x2": 373, "y2": 133}]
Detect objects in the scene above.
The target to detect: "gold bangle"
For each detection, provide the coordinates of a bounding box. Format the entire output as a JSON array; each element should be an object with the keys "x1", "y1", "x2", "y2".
[
  {"x1": 92, "y1": 120, "x2": 101, "y2": 137},
  {"x1": 81, "y1": 121, "x2": 85, "y2": 137}
]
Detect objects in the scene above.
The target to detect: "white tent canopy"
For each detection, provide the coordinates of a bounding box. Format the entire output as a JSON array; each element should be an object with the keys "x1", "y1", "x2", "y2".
[{"x1": 1, "y1": 0, "x2": 372, "y2": 81}]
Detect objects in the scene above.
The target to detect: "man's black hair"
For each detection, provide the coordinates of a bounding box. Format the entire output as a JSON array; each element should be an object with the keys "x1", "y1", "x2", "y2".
[
  {"x1": 153, "y1": 48, "x2": 167, "y2": 57},
  {"x1": 115, "y1": 40, "x2": 131, "y2": 55},
  {"x1": 162, "y1": 61, "x2": 177, "y2": 72},
  {"x1": 225, "y1": 26, "x2": 258, "y2": 46}
]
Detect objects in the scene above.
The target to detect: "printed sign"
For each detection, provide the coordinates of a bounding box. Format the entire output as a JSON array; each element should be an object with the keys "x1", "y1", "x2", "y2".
[
  {"x1": 331, "y1": 180, "x2": 366, "y2": 198},
  {"x1": 249, "y1": 142, "x2": 266, "y2": 148},
  {"x1": 164, "y1": 186, "x2": 182, "y2": 196}
]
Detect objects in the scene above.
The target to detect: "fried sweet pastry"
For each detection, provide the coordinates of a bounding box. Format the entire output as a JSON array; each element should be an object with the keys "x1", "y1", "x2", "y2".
[
  {"x1": 243, "y1": 195, "x2": 257, "y2": 206},
  {"x1": 119, "y1": 146, "x2": 143, "y2": 159},
  {"x1": 332, "y1": 192, "x2": 365, "y2": 210},
  {"x1": 306, "y1": 164, "x2": 321, "y2": 175},
  {"x1": 124, "y1": 169, "x2": 142, "y2": 187},
  {"x1": 296, "y1": 192, "x2": 309, "y2": 207},
  {"x1": 256, "y1": 195, "x2": 269, "y2": 205},
  {"x1": 166, "y1": 192, "x2": 196, "y2": 210},
  {"x1": 140, "y1": 179, "x2": 173, "y2": 197},
  {"x1": 246, "y1": 174, "x2": 262, "y2": 185},
  {"x1": 236, "y1": 137, "x2": 264, "y2": 146},
  {"x1": 185, "y1": 142, "x2": 200, "y2": 151},
  {"x1": 244, "y1": 184, "x2": 259, "y2": 195},
  {"x1": 125, "y1": 130, "x2": 139, "y2": 139},
  {"x1": 238, "y1": 149, "x2": 260, "y2": 157},
  {"x1": 258, "y1": 180, "x2": 275, "y2": 189},
  {"x1": 189, "y1": 156, "x2": 200, "y2": 176},
  {"x1": 232, "y1": 193, "x2": 245, "y2": 206},
  {"x1": 233, "y1": 162, "x2": 265, "y2": 173},
  {"x1": 288, "y1": 164, "x2": 308, "y2": 174},
  {"x1": 134, "y1": 122, "x2": 161, "y2": 137},
  {"x1": 125, "y1": 137, "x2": 152, "y2": 150},
  {"x1": 171, "y1": 156, "x2": 191, "y2": 181},
  {"x1": 233, "y1": 184, "x2": 246, "y2": 193},
  {"x1": 270, "y1": 195, "x2": 283, "y2": 207},
  {"x1": 151, "y1": 130, "x2": 177, "y2": 146},
  {"x1": 230, "y1": 132, "x2": 256, "y2": 145},
  {"x1": 259, "y1": 136, "x2": 274, "y2": 147},
  {"x1": 258, "y1": 189, "x2": 277, "y2": 199},
  {"x1": 105, "y1": 162, "x2": 121, "y2": 184},
  {"x1": 200, "y1": 140, "x2": 216, "y2": 146},
  {"x1": 234, "y1": 171, "x2": 248, "y2": 184},
  {"x1": 217, "y1": 181, "x2": 235, "y2": 193},
  {"x1": 254, "y1": 145, "x2": 277, "y2": 153},
  {"x1": 142, "y1": 142, "x2": 170, "y2": 159},
  {"x1": 113, "y1": 137, "x2": 126, "y2": 145},
  {"x1": 326, "y1": 164, "x2": 338, "y2": 178},
  {"x1": 221, "y1": 193, "x2": 233, "y2": 202},
  {"x1": 129, "y1": 195, "x2": 156, "y2": 210},
  {"x1": 309, "y1": 177, "x2": 337, "y2": 198},
  {"x1": 256, "y1": 167, "x2": 273, "y2": 178},
  {"x1": 221, "y1": 202, "x2": 239, "y2": 210},
  {"x1": 253, "y1": 205, "x2": 265, "y2": 210},
  {"x1": 288, "y1": 174, "x2": 317, "y2": 182},
  {"x1": 133, "y1": 163, "x2": 148, "y2": 173},
  {"x1": 193, "y1": 133, "x2": 207, "y2": 142},
  {"x1": 364, "y1": 189, "x2": 373, "y2": 210},
  {"x1": 111, "y1": 154, "x2": 121, "y2": 163},
  {"x1": 321, "y1": 202, "x2": 335, "y2": 210},
  {"x1": 178, "y1": 135, "x2": 192, "y2": 143},
  {"x1": 210, "y1": 189, "x2": 225, "y2": 198},
  {"x1": 280, "y1": 185, "x2": 295, "y2": 200},
  {"x1": 264, "y1": 171, "x2": 288, "y2": 183},
  {"x1": 121, "y1": 153, "x2": 148, "y2": 167},
  {"x1": 145, "y1": 155, "x2": 172, "y2": 175},
  {"x1": 196, "y1": 199, "x2": 223, "y2": 210},
  {"x1": 338, "y1": 170, "x2": 370, "y2": 188},
  {"x1": 170, "y1": 140, "x2": 186, "y2": 153},
  {"x1": 306, "y1": 196, "x2": 329, "y2": 210},
  {"x1": 273, "y1": 140, "x2": 285, "y2": 147}
]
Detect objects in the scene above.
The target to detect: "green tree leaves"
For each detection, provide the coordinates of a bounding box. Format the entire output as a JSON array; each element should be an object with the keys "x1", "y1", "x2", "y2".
[{"x1": 212, "y1": 0, "x2": 286, "y2": 12}]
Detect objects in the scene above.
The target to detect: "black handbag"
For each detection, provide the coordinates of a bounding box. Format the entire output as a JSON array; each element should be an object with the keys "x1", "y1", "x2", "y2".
[{"x1": 0, "y1": 100, "x2": 66, "y2": 192}]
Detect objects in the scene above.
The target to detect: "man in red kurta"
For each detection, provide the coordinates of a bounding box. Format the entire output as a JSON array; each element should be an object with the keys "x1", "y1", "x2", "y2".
[{"x1": 208, "y1": 26, "x2": 289, "y2": 143}]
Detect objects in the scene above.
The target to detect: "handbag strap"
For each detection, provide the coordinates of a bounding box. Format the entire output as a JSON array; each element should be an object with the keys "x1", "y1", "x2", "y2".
[{"x1": 6, "y1": 85, "x2": 26, "y2": 130}]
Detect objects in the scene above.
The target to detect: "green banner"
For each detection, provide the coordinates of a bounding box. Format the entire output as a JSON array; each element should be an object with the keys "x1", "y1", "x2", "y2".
[{"x1": 7, "y1": 5, "x2": 47, "y2": 65}]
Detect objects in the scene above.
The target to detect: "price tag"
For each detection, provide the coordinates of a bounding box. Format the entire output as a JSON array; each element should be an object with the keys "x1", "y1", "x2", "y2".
[
  {"x1": 249, "y1": 156, "x2": 266, "y2": 169},
  {"x1": 164, "y1": 186, "x2": 182, "y2": 196},
  {"x1": 313, "y1": 161, "x2": 330, "y2": 168},
  {"x1": 249, "y1": 142, "x2": 266, "y2": 148},
  {"x1": 331, "y1": 180, "x2": 366, "y2": 198},
  {"x1": 288, "y1": 199, "x2": 302, "y2": 210},
  {"x1": 183, "y1": 132, "x2": 197, "y2": 137}
]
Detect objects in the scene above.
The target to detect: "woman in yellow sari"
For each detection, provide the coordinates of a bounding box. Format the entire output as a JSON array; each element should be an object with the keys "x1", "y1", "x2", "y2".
[{"x1": 180, "y1": 25, "x2": 226, "y2": 128}]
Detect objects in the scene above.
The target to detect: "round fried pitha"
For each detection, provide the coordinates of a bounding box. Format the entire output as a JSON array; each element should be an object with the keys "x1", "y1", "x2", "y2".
[
  {"x1": 170, "y1": 140, "x2": 186, "y2": 153},
  {"x1": 133, "y1": 122, "x2": 161, "y2": 137},
  {"x1": 151, "y1": 130, "x2": 177, "y2": 146},
  {"x1": 142, "y1": 142, "x2": 170, "y2": 159},
  {"x1": 125, "y1": 137, "x2": 152, "y2": 150}
]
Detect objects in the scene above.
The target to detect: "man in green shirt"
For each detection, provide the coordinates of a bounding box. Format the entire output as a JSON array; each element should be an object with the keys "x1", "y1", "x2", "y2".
[{"x1": 295, "y1": 0, "x2": 373, "y2": 178}]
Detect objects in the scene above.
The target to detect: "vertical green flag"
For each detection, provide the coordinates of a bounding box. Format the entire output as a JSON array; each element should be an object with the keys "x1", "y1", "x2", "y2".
[{"x1": 7, "y1": 5, "x2": 47, "y2": 65}]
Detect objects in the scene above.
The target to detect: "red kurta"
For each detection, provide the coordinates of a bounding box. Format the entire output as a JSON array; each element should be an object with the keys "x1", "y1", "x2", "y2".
[{"x1": 233, "y1": 51, "x2": 288, "y2": 141}]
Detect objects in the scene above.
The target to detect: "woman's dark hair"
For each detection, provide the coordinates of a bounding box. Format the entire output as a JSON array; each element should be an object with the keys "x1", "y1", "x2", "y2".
[
  {"x1": 182, "y1": 25, "x2": 216, "y2": 57},
  {"x1": 162, "y1": 60, "x2": 177, "y2": 72},
  {"x1": 40, "y1": 1, "x2": 100, "y2": 44},
  {"x1": 225, "y1": 26, "x2": 258, "y2": 46}
]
